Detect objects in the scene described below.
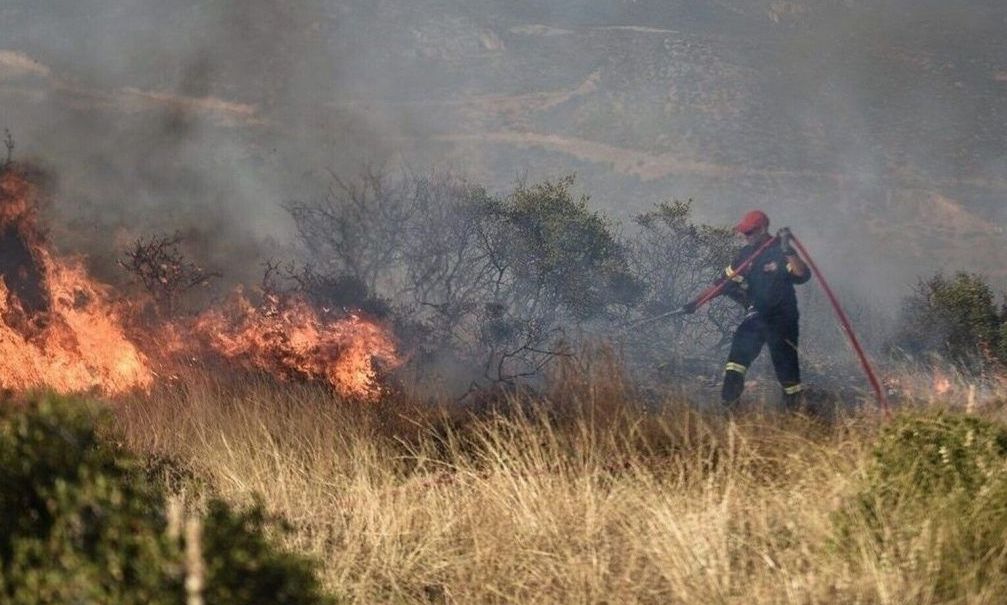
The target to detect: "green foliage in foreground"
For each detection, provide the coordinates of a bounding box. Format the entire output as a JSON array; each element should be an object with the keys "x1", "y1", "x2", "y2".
[
  {"x1": 835, "y1": 412, "x2": 1007, "y2": 596},
  {"x1": 0, "y1": 395, "x2": 335, "y2": 605}
]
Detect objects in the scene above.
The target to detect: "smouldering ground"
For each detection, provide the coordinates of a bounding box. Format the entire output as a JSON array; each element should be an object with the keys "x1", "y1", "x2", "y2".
[{"x1": 111, "y1": 364, "x2": 1007, "y2": 604}]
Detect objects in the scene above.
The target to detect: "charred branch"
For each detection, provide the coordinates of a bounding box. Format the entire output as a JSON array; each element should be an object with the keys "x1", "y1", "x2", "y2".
[
  {"x1": 119, "y1": 232, "x2": 220, "y2": 317},
  {"x1": 3, "y1": 130, "x2": 13, "y2": 167}
]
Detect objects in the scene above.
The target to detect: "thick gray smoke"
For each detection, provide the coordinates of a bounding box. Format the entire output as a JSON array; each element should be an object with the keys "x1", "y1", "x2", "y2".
[
  {"x1": 1, "y1": 1, "x2": 1005, "y2": 327},
  {"x1": 0, "y1": 1, "x2": 421, "y2": 283}
]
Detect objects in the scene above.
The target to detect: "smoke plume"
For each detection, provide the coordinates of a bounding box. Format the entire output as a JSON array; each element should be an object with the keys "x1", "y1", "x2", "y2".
[{"x1": 1, "y1": 0, "x2": 1005, "y2": 338}]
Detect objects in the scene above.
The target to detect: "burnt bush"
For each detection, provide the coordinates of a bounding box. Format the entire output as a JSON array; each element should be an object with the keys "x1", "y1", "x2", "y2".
[
  {"x1": 622, "y1": 200, "x2": 740, "y2": 378},
  {"x1": 262, "y1": 261, "x2": 392, "y2": 319},
  {"x1": 286, "y1": 171, "x2": 647, "y2": 388},
  {"x1": 119, "y1": 232, "x2": 220, "y2": 317}
]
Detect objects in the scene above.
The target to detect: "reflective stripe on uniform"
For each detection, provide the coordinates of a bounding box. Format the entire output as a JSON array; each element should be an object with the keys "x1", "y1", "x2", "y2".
[
  {"x1": 725, "y1": 362, "x2": 747, "y2": 375},
  {"x1": 783, "y1": 383, "x2": 804, "y2": 395}
]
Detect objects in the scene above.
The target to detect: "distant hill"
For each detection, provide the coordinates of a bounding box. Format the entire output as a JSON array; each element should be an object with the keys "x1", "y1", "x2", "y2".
[{"x1": 1, "y1": 0, "x2": 1005, "y2": 288}]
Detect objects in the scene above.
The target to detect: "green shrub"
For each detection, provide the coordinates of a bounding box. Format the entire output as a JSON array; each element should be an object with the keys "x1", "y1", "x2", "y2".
[
  {"x1": 868, "y1": 413, "x2": 1007, "y2": 499},
  {"x1": 201, "y1": 499, "x2": 334, "y2": 605},
  {"x1": 891, "y1": 272, "x2": 1007, "y2": 372},
  {"x1": 499, "y1": 175, "x2": 643, "y2": 321},
  {"x1": 0, "y1": 394, "x2": 335, "y2": 604},
  {"x1": 834, "y1": 412, "x2": 1007, "y2": 596},
  {"x1": 625, "y1": 200, "x2": 741, "y2": 370}
]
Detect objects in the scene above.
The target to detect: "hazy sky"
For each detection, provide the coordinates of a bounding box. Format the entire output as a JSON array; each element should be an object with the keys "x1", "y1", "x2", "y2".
[{"x1": 1, "y1": 1, "x2": 1005, "y2": 303}]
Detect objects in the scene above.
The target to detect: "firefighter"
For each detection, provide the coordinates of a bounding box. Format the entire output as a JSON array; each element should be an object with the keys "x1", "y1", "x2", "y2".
[{"x1": 686, "y1": 210, "x2": 811, "y2": 408}]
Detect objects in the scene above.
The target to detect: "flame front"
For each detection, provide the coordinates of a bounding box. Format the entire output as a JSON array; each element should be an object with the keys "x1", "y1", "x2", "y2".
[
  {"x1": 0, "y1": 168, "x2": 152, "y2": 394},
  {"x1": 192, "y1": 292, "x2": 400, "y2": 399},
  {"x1": 0, "y1": 166, "x2": 401, "y2": 398},
  {"x1": 933, "y1": 372, "x2": 952, "y2": 396}
]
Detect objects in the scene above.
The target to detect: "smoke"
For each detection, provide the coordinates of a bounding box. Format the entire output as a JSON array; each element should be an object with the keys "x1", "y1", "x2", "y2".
[
  {"x1": 764, "y1": 2, "x2": 1007, "y2": 311},
  {"x1": 0, "y1": 1, "x2": 418, "y2": 284},
  {"x1": 1, "y1": 0, "x2": 1005, "y2": 344}
]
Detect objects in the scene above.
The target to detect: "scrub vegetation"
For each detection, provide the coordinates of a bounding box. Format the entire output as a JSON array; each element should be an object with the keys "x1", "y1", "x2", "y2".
[
  {"x1": 0, "y1": 395, "x2": 333, "y2": 604},
  {"x1": 95, "y1": 358, "x2": 1007, "y2": 604},
  {"x1": 3, "y1": 172, "x2": 1007, "y2": 603}
]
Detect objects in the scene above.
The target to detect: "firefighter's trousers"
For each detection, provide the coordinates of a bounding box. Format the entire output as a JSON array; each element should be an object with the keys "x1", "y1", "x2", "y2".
[{"x1": 721, "y1": 309, "x2": 803, "y2": 406}]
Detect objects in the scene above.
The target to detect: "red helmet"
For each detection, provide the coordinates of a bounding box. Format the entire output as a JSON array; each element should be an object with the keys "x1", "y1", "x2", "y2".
[{"x1": 735, "y1": 210, "x2": 769, "y2": 235}]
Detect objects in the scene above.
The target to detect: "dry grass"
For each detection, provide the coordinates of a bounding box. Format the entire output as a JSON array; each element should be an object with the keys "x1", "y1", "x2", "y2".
[{"x1": 109, "y1": 359, "x2": 1007, "y2": 604}]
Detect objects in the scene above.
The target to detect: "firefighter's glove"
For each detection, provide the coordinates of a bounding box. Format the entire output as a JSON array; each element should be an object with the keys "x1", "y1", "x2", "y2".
[
  {"x1": 777, "y1": 227, "x2": 796, "y2": 255},
  {"x1": 680, "y1": 301, "x2": 698, "y2": 315}
]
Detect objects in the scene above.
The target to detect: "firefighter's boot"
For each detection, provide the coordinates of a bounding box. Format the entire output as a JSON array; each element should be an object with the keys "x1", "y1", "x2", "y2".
[
  {"x1": 721, "y1": 362, "x2": 747, "y2": 407},
  {"x1": 782, "y1": 383, "x2": 805, "y2": 412}
]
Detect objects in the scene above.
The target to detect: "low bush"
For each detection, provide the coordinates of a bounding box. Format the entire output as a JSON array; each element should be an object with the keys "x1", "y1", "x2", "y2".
[
  {"x1": 834, "y1": 412, "x2": 1007, "y2": 597},
  {"x1": 891, "y1": 272, "x2": 1007, "y2": 372},
  {"x1": 0, "y1": 394, "x2": 334, "y2": 604}
]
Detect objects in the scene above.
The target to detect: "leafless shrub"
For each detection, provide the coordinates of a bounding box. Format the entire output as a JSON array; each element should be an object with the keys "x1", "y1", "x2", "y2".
[
  {"x1": 283, "y1": 166, "x2": 423, "y2": 296},
  {"x1": 259, "y1": 259, "x2": 392, "y2": 319},
  {"x1": 621, "y1": 200, "x2": 742, "y2": 380},
  {"x1": 3, "y1": 129, "x2": 14, "y2": 167},
  {"x1": 286, "y1": 170, "x2": 640, "y2": 390},
  {"x1": 119, "y1": 232, "x2": 220, "y2": 316}
]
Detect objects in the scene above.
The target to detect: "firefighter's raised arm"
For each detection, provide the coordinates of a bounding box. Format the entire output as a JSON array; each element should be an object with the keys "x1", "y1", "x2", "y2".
[{"x1": 777, "y1": 227, "x2": 810, "y2": 284}]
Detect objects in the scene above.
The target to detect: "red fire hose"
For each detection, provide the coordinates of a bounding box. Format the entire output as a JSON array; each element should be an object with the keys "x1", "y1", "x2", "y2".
[
  {"x1": 689, "y1": 235, "x2": 780, "y2": 309},
  {"x1": 685, "y1": 233, "x2": 889, "y2": 413},
  {"x1": 627, "y1": 232, "x2": 889, "y2": 413},
  {"x1": 622, "y1": 236, "x2": 781, "y2": 329},
  {"x1": 789, "y1": 235, "x2": 889, "y2": 414}
]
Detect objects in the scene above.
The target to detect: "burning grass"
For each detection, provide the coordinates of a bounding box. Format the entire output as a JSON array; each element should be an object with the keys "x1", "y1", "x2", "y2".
[
  {"x1": 6, "y1": 162, "x2": 1007, "y2": 601},
  {"x1": 0, "y1": 167, "x2": 153, "y2": 394},
  {"x1": 191, "y1": 290, "x2": 400, "y2": 400},
  {"x1": 0, "y1": 165, "x2": 401, "y2": 399},
  {"x1": 106, "y1": 359, "x2": 1007, "y2": 604}
]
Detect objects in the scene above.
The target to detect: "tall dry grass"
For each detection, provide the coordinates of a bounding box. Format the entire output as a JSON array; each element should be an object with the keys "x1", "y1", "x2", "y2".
[{"x1": 110, "y1": 357, "x2": 1007, "y2": 604}]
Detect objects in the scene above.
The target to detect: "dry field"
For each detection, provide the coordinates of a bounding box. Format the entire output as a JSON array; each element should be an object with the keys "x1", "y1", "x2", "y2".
[{"x1": 111, "y1": 359, "x2": 1007, "y2": 604}]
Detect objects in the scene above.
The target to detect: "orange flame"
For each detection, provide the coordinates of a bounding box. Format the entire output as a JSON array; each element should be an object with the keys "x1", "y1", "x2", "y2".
[
  {"x1": 933, "y1": 372, "x2": 952, "y2": 396},
  {"x1": 0, "y1": 168, "x2": 152, "y2": 394},
  {"x1": 0, "y1": 166, "x2": 401, "y2": 398},
  {"x1": 192, "y1": 290, "x2": 400, "y2": 400}
]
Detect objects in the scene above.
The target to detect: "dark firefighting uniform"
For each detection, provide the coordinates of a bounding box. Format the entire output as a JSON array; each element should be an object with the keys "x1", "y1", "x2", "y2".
[{"x1": 720, "y1": 236, "x2": 811, "y2": 406}]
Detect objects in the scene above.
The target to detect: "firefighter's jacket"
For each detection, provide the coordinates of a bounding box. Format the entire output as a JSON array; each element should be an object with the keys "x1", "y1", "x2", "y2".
[{"x1": 723, "y1": 238, "x2": 811, "y2": 316}]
